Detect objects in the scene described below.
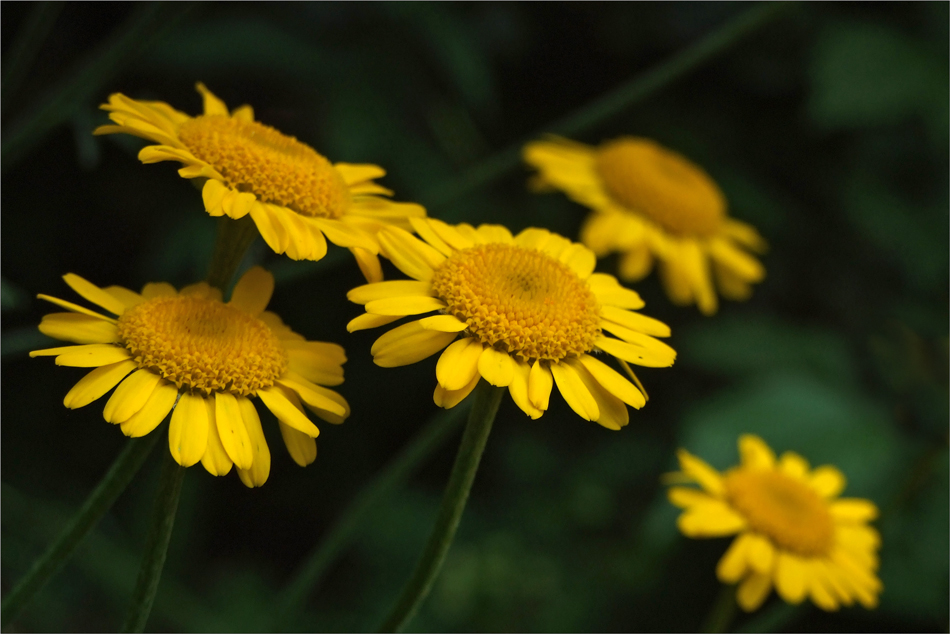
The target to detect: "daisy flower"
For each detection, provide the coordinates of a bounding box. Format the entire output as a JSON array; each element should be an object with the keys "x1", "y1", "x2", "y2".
[
  {"x1": 347, "y1": 218, "x2": 675, "y2": 428},
  {"x1": 94, "y1": 83, "x2": 426, "y2": 282},
  {"x1": 30, "y1": 267, "x2": 349, "y2": 487},
  {"x1": 668, "y1": 434, "x2": 882, "y2": 611},
  {"x1": 524, "y1": 136, "x2": 767, "y2": 315}
]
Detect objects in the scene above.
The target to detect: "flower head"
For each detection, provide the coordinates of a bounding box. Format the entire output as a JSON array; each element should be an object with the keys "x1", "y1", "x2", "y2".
[
  {"x1": 668, "y1": 434, "x2": 882, "y2": 612},
  {"x1": 31, "y1": 267, "x2": 350, "y2": 487},
  {"x1": 524, "y1": 136, "x2": 767, "y2": 315},
  {"x1": 94, "y1": 83, "x2": 426, "y2": 281},
  {"x1": 347, "y1": 218, "x2": 675, "y2": 428}
]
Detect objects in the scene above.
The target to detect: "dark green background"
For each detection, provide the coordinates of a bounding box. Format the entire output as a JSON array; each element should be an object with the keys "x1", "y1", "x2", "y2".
[{"x1": 2, "y1": 2, "x2": 947, "y2": 632}]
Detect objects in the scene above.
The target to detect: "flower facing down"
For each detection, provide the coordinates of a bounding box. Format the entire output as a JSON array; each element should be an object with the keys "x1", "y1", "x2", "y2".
[
  {"x1": 94, "y1": 83, "x2": 425, "y2": 281},
  {"x1": 30, "y1": 267, "x2": 350, "y2": 487},
  {"x1": 347, "y1": 218, "x2": 676, "y2": 428},
  {"x1": 668, "y1": 435, "x2": 882, "y2": 612},
  {"x1": 524, "y1": 136, "x2": 766, "y2": 315}
]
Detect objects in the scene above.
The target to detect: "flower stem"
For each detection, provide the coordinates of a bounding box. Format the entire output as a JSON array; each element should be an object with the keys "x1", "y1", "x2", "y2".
[
  {"x1": 120, "y1": 447, "x2": 186, "y2": 633},
  {"x1": 701, "y1": 584, "x2": 738, "y2": 633},
  {"x1": 205, "y1": 214, "x2": 259, "y2": 292},
  {"x1": 272, "y1": 405, "x2": 469, "y2": 630},
  {"x1": 0, "y1": 433, "x2": 160, "y2": 628},
  {"x1": 377, "y1": 382, "x2": 504, "y2": 633}
]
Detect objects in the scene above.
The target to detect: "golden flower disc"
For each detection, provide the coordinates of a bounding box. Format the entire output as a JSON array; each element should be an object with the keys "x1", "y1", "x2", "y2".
[
  {"x1": 595, "y1": 138, "x2": 726, "y2": 236},
  {"x1": 724, "y1": 467, "x2": 835, "y2": 557},
  {"x1": 178, "y1": 115, "x2": 351, "y2": 218},
  {"x1": 116, "y1": 295, "x2": 288, "y2": 396},
  {"x1": 431, "y1": 243, "x2": 601, "y2": 361}
]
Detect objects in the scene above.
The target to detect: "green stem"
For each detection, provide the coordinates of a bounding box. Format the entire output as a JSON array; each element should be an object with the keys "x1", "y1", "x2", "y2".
[
  {"x1": 0, "y1": 433, "x2": 160, "y2": 628},
  {"x1": 377, "y1": 382, "x2": 504, "y2": 633},
  {"x1": 701, "y1": 584, "x2": 739, "y2": 633},
  {"x1": 422, "y1": 1, "x2": 796, "y2": 216},
  {"x1": 205, "y1": 215, "x2": 259, "y2": 292},
  {"x1": 272, "y1": 405, "x2": 469, "y2": 629},
  {"x1": 120, "y1": 448, "x2": 186, "y2": 633}
]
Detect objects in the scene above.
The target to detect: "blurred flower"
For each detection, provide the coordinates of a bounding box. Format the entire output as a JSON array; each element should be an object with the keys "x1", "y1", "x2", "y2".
[
  {"x1": 94, "y1": 83, "x2": 426, "y2": 282},
  {"x1": 347, "y1": 218, "x2": 675, "y2": 427},
  {"x1": 668, "y1": 434, "x2": 882, "y2": 612},
  {"x1": 524, "y1": 136, "x2": 766, "y2": 315},
  {"x1": 30, "y1": 267, "x2": 349, "y2": 487}
]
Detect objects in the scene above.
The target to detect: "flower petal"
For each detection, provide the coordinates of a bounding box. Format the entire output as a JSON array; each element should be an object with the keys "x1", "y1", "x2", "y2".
[
  {"x1": 196, "y1": 82, "x2": 229, "y2": 116},
  {"x1": 809, "y1": 465, "x2": 847, "y2": 499},
  {"x1": 527, "y1": 360, "x2": 554, "y2": 411},
  {"x1": 550, "y1": 361, "x2": 599, "y2": 421},
  {"x1": 236, "y1": 397, "x2": 270, "y2": 487},
  {"x1": 38, "y1": 313, "x2": 119, "y2": 344},
  {"x1": 215, "y1": 392, "x2": 254, "y2": 470},
  {"x1": 63, "y1": 360, "x2": 137, "y2": 409},
  {"x1": 229, "y1": 266, "x2": 273, "y2": 316},
  {"x1": 201, "y1": 398, "x2": 234, "y2": 476},
  {"x1": 830, "y1": 499, "x2": 878, "y2": 523},
  {"x1": 63, "y1": 274, "x2": 129, "y2": 315},
  {"x1": 775, "y1": 552, "x2": 808, "y2": 604},
  {"x1": 346, "y1": 313, "x2": 401, "y2": 332},
  {"x1": 716, "y1": 533, "x2": 753, "y2": 583},
  {"x1": 371, "y1": 321, "x2": 457, "y2": 368},
  {"x1": 675, "y1": 449, "x2": 724, "y2": 496},
  {"x1": 508, "y1": 359, "x2": 543, "y2": 419},
  {"x1": 52, "y1": 344, "x2": 131, "y2": 368},
  {"x1": 277, "y1": 374, "x2": 347, "y2": 419},
  {"x1": 739, "y1": 434, "x2": 776, "y2": 470},
  {"x1": 168, "y1": 392, "x2": 209, "y2": 467},
  {"x1": 434, "y1": 372, "x2": 481, "y2": 409},
  {"x1": 436, "y1": 338, "x2": 484, "y2": 391},
  {"x1": 667, "y1": 486, "x2": 714, "y2": 509},
  {"x1": 599, "y1": 305, "x2": 670, "y2": 338},
  {"x1": 350, "y1": 247, "x2": 384, "y2": 283},
  {"x1": 595, "y1": 334, "x2": 676, "y2": 368},
  {"x1": 279, "y1": 421, "x2": 317, "y2": 467},
  {"x1": 676, "y1": 500, "x2": 746, "y2": 537},
  {"x1": 736, "y1": 572, "x2": 772, "y2": 612},
  {"x1": 578, "y1": 354, "x2": 645, "y2": 409},
  {"x1": 378, "y1": 228, "x2": 445, "y2": 281},
  {"x1": 120, "y1": 381, "x2": 178, "y2": 438},
  {"x1": 365, "y1": 296, "x2": 446, "y2": 316},
  {"x1": 347, "y1": 280, "x2": 435, "y2": 304},
  {"x1": 477, "y1": 347, "x2": 515, "y2": 387},
  {"x1": 103, "y1": 369, "x2": 162, "y2": 423}
]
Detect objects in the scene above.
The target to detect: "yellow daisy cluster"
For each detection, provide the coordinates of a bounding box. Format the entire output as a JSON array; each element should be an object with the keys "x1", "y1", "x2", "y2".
[{"x1": 668, "y1": 435, "x2": 882, "y2": 612}]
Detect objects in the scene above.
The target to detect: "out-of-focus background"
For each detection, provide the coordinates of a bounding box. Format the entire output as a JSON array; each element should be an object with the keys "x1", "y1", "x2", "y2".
[{"x1": 2, "y1": 2, "x2": 947, "y2": 632}]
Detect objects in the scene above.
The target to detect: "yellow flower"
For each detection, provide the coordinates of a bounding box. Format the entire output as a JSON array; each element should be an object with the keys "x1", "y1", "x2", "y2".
[
  {"x1": 668, "y1": 434, "x2": 882, "y2": 612},
  {"x1": 524, "y1": 136, "x2": 767, "y2": 315},
  {"x1": 30, "y1": 267, "x2": 350, "y2": 487},
  {"x1": 347, "y1": 218, "x2": 676, "y2": 428},
  {"x1": 94, "y1": 83, "x2": 426, "y2": 282}
]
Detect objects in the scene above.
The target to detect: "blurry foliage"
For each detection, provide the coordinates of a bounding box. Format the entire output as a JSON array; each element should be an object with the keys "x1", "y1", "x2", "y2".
[{"x1": 2, "y1": 2, "x2": 947, "y2": 633}]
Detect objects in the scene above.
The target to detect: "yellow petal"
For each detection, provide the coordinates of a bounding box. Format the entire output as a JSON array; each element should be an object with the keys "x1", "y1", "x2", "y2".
[
  {"x1": 236, "y1": 397, "x2": 270, "y2": 487},
  {"x1": 436, "y1": 338, "x2": 484, "y2": 391},
  {"x1": 578, "y1": 354, "x2": 645, "y2": 409},
  {"x1": 567, "y1": 358, "x2": 628, "y2": 430},
  {"x1": 829, "y1": 499, "x2": 878, "y2": 523},
  {"x1": 365, "y1": 296, "x2": 446, "y2": 316},
  {"x1": 102, "y1": 285, "x2": 145, "y2": 310},
  {"x1": 475, "y1": 224, "x2": 513, "y2": 244},
  {"x1": 507, "y1": 359, "x2": 543, "y2": 419},
  {"x1": 37, "y1": 294, "x2": 116, "y2": 322},
  {"x1": 746, "y1": 533, "x2": 775, "y2": 575},
  {"x1": 63, "y1": 359, "x2": 137, "y2": 409},
  {"x1": 716, "y1": 533, "x2": 753, "y2": 583},
  {"x1": 736, "y1": 572, "x2": 772, "y2": 612},
  {"x1": 141, "y1": 282, "x2": 177, "y2": 299},
  {"x1": 38, "y1": 313, "x2": 119, "y2": 344},
  {"x1": 418, "y1": 315, "x2": 468, "y2": 332},
  {"x1": 168, "y1": 392, "x2": 209, "y2": 468},
  {"x1": 347, "y1": 280, "x2": 435, "y2": 304},
  {"x1": 229, "y1": 266, "x2": 273, "y2": 316},
  {"x1": 277, "y1": 374, "x2": 347, "y2": 418},
  {"x1": 809, "y1": 466, "x2": 846, "y2": 499},
  {"x1": 676, "y1": 501, "x2": 746, "y2": 537},
  {"x1": 427, "y1": 217, "x2": 474, "y2": 251},
  {"x1": 333, "y1": 162, "x2": 385, "y2": 185},
  {"x1": 62, "y1": 274, "x2": 128, "y2": 315},
  {"x1": 279, "y1": 421, "x2": 317, "y2": 467},
  {"x1": 215, "y1": 392, "x2": 254, "y2": 470},
  {"x1": 550, "y1": 361, "x2": 598, "y2": 421},
  {"x1": 53, "y1": 344, "x2": 131, "y2": 368},
  {"x1": 201, "y1": 398, "x2": 234, "y2": 477},
  {"x1": 433, "y1": 372, "x2": 481, "y2": 409},
  {"x1": 558, "y1": 243, "x2": 596, "y2": 278},
  {"x1": 738, "y1": 434, "x2": 776, "y2": 470},
  {"x1": 667, "y1": 486, "x2": 714, "y2": 509},
  {"x1": 599, "y1": 305, "x2": 670, "y2": 338},
  {"x1": 287, "y1": 349, "x2": 345, "y2": 387},
  {"x1": 527, "y1": 360, "x2": 553, "y2": 411},
  {"x1": 408, "y1": 217, "x2": 454, "y2": 256},
  {"x1": 595, "y1": 335, "x2": 676, "y2": 368},
  {"x1": 779, "y1": 451, "x2": 809, "y2": 479},
  {"x1": 774, "y1": 552, "x2": 808, "y2": 604},
  {"x1": 675, "y1": 450, "x2": 724, "y2": 496},
  {"x1": 378, "y1": 228, "x2": 444, "y2": 281},
  {"x1": 120, "y1": 381, "x2": 178, "y2": 438},
  {"x1": 350, "y1": 247, "x2": 384, "y2": 283},
  {"x1": 477, "y1": 347, "x2": 515, "y2": 387},
  {"x1": 371, "y1": 321, "x2": 457, "y2": 368},
  {"x1": 103, "y1": 369, "x2": 162, "y2": 423},
  {"x1": 196, "y1": 82, "x2": 229, "y2": 116},
  {"x1": 258, "y1": 386, "x2": 320, "y2": 438},
  {"x1": 347, "y1": 313, "x2": 401, "y2": 332},
  {"x1": 311, "y1": 218, "x2": 378, "y2": 253}
]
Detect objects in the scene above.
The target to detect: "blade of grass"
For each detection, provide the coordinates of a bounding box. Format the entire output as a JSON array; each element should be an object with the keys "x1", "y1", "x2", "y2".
[{"x1": 421, "y1": 2, "x2": 797, "y2": 216}]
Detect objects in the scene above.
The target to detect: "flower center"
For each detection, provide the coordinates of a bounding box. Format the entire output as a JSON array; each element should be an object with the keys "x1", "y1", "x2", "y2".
[
  {"x1": 178, "y1": 115, "x2": 351, "y2": 218},
  {"x1": 723, "y1": 468, "x2": 835, "y2": 557},
  {"x1": 594, "y1": 138, "x2": 725, "y2": 236},
  {"x1": 116, "y1": 295, "x2": 288, "y2": 396},
  {"x1": 431, "y1": 243, "x2": 601, "y2": 362}
]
